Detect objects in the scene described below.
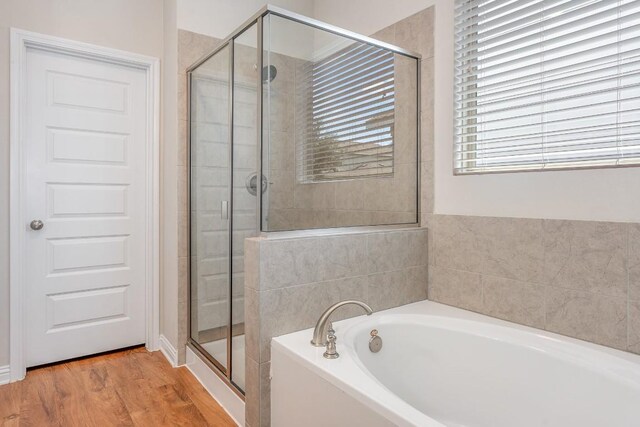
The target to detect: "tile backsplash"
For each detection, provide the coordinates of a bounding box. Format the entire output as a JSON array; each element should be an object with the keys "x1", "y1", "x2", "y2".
[{"x1": 427, "y1": 214, "x2": 640, "y2": 354}]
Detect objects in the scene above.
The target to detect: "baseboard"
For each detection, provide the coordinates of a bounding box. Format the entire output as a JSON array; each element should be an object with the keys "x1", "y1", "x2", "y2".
[
  {"x1": 186, "y1": 347, "x2": 245, "y2": 426},
  {"x1": 159, "y1": 334, "x2": 179, "y2": 367},
  {"x1": 0, "y1": 365, "x2": 10, "y2": 385}
]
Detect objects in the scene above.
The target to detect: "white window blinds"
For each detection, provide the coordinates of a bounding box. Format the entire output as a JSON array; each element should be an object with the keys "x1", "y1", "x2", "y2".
[
  {"x1": 297, "y1": 43, "x2": 395, "y2": 182},
  {"x1": 454, "y1": 0, "x2": 640, "y2": 173}
]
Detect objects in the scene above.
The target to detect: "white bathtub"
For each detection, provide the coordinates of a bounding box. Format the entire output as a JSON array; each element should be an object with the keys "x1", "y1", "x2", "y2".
[{"x1": 271, "y1": 300, "x2": 640, "y2": 427}]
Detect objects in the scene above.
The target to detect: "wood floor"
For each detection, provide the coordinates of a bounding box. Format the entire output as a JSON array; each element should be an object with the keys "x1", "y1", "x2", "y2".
[{"x1": 0, "y1": 347, "x2": 237, "y2": 427}]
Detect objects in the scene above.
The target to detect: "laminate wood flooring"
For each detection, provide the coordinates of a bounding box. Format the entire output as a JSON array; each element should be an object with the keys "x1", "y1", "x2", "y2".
[{"x1": 0, "y1": 347, "x2": 237, "y2": 427}]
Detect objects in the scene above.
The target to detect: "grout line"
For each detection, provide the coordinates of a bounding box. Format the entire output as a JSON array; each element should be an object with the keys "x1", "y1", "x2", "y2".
[
  {"x1": 627, "y1": 223, "x2": 631, "y2": 351},
  {"x1": 543, "y1": 284, "x2": 548, "y2": 331},
  {"x1": 259, "y1": 265, "x2": 429, "y2": 295},
  {"x1": 428, "y1": 262, "x2": 627, "y2": 302}
]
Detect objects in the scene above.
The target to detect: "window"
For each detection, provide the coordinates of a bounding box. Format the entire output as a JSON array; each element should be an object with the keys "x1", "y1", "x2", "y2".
[
  {"x1": 297, "y1": 43, "x2": 395, "y2": 182},
  {"x1": 454, "y1": 0, "x2": 640, "y2": 173}
]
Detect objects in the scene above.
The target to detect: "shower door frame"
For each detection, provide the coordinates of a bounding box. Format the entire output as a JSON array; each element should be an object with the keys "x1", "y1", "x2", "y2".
[
  {"x1": 187, "y1": 12, "x2": 265, "y2": 396},
  {"x1": 186, "y1": 5, "x2": 422, "y2": 396},
  {"x1": 186, "y1": 36, "x2": 243, "y2": 395}
]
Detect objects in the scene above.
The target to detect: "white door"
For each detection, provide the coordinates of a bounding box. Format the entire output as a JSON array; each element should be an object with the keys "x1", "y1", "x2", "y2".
[{"x1": 23, "y1": 46, "x2": 148, "y2": 367}]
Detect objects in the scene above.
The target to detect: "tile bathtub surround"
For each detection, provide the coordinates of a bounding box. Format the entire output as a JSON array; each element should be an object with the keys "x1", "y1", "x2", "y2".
[
  {"x1": 427, "y1": 214, "x2": 640, "y2": 354},
  {"x1": 244, "y1": 228, "x2": 428, "y2": 426}
]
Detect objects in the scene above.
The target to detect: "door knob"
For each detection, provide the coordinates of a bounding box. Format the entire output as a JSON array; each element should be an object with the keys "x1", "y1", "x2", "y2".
[{"x1": 30, "y1": 220, "x2": 44, "y2": 231}]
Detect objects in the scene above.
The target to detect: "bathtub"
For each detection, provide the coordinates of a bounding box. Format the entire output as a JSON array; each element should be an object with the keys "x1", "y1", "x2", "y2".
[{"x1": 271, "y1": 300, "x2": 640, "y2": 427}]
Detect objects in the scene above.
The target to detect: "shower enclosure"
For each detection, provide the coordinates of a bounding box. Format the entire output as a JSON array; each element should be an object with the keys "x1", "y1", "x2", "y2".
[{"x1": 187, "y1": 5, "x2": 420, "y2": 394}]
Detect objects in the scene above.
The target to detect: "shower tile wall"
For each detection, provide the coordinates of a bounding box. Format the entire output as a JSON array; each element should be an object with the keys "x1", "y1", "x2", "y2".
[
  {"x1": 265, "y1": 66, "x2": 419, "y2": 229},
  {"x1": 244, "y1": 228, "x2": 429, "y2": 427},
  {"x1": 264, "y1": 10, "x2": 432, "y2": 231},
  {"x1": 261, "y1": 52, "x2": 296, "y2": 228},
  {"x1": 426, "y1": 214, "x2": 640, "y2": 355},
  {"x1": 370, "y1": 7, "x2": 435, "y2": 221}
]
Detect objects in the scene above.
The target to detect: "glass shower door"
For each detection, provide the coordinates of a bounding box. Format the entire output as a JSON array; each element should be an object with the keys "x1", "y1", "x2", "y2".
[{"x1": 189, "y1": 43, "x2": 231, "y2": 373}]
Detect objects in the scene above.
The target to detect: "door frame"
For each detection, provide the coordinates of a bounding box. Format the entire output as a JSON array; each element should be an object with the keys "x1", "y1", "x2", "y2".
[{"x1": 9, "y1": 28, "x2": 161, "y2": 382}]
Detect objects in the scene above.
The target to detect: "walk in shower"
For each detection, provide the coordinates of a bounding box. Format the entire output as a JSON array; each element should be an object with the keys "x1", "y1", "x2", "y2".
[{"x1": 187, "y1": 6, "x2": 420, "y2": 394}]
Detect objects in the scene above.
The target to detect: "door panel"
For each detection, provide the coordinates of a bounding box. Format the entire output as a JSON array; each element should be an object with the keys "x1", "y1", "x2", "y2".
[
  {"x1": 48, "y1": 128, "x2": 128, "y2": 165},
  {"x1": 47, "y1": 183, "x2": 128, "y2": 217},
  {"x1": 47, "y1": 235, "x2": 129, "y2": 273},
  {"x1": 24, "y1": 47, "x2": 147, "y2": 367},
  {"x1": 46, "y1": 285, "x2": 129, "y2": 330},
  {"x1": 189, "y1": 44, "x2": 231, "y2": 371},
  {"x1": 47, "y1": 71, "x2": 130, "y2": 112}
]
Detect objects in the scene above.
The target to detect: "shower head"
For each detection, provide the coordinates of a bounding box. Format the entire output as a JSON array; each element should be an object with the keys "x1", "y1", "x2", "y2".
[{"x1": 262, "y1": 65, "x2": 277, "y2": 83}]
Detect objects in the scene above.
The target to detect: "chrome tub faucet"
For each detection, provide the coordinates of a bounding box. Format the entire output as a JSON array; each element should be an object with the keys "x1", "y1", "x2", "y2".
[{"x1": 310, "y1": 300, "x2": 373, "y2": 350}]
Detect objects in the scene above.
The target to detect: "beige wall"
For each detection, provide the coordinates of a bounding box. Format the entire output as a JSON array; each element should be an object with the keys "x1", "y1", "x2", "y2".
[
  {"x1": 0, "y1": 0, "x2": 164, "y2": 367},
  {"x1": 161, "y1": 0, "x2": 180, "y2": 356},
  {"x1": 177, "y1": 0, "x2": 314, "y2": 40},
  {"x1": 313, "y1": 0, "x2": 435, "y2": 37},
  {"x1": 0, "y1": 1, "x2": 8, "y2": 368}
]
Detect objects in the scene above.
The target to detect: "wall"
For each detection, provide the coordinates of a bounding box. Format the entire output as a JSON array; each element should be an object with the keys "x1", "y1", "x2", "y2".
[
  {"x1": 314, "y1": 0, "x2": 640, "y2": 224},
  {"x1": 313, "y1": 0, "x2": 433, "y2": 36},
  {"x1": 244, "y1": 227, "x2": 429, "y2": 427},
  {"x1": 367, "y1": 8, "x2": 435, "y2": 222},
  {"x1": 161, "y1": 0, "x2": 180, "y2": 365},
  {"x1": 0, "y1": 0, "x2": 9, "y2": 369},
  {"x1": 0, "y1": 0, "x2": 164, "y2": 368},
  {"x1": 177, "y1": 0, "x2": 314, "y2": 39},
  {"x1": 427, "y1": 214, "x2": 640, "y2": 355}
]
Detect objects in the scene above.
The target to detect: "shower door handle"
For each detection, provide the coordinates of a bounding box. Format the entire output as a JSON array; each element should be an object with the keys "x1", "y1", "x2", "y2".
[{"x1": 221, "y1": 201, "x2": 229, "y2": 220}]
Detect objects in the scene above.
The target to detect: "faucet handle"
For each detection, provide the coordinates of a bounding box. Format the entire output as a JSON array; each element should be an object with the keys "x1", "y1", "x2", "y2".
[{"x1": 323, "y1": 329, "x2": 339, "y2": 359}]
